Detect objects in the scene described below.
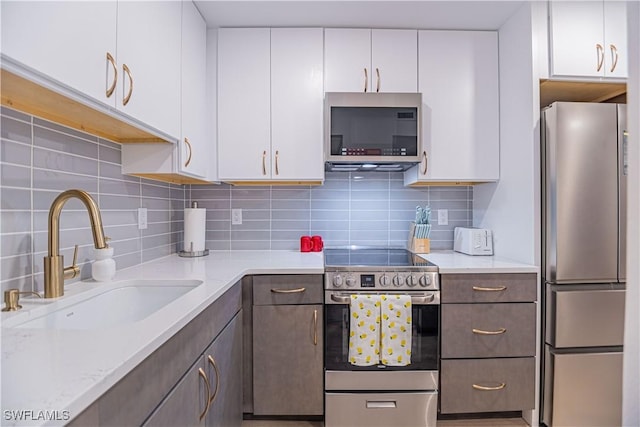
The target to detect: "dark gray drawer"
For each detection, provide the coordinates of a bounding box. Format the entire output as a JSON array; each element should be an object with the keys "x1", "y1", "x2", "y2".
[
  {"x1": 253, "y1": 275, "x2": 323, "y2": 305},
  {"x1": 441, "y1": 273, "x2": 537, "y2": 303},
  {"x1": 440, "y1": 358, "x2": 535, "y2": 414},
  {"x1": 441, "y1": 303, "x2": 536, "y2": 358}
]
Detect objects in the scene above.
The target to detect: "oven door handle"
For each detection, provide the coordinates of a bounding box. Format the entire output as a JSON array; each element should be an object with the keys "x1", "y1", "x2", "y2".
[{"x1": 329, "y1": 293, "x2": 437, "y2": 305}]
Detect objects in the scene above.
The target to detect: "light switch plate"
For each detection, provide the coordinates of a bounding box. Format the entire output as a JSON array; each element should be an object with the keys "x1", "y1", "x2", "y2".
[
  {"x1": 437, "y1": 209, "x2": 448, "y2": 225},
  {"x1": 232, "y1": 209, "x2": 242, "y2": 225},
  {"x1": 138, "y1": 208, "x2": 148, "y2": 229}
]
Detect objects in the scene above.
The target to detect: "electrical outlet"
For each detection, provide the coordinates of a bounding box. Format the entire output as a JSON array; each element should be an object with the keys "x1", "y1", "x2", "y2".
[
  {"x1": 138, "y1": 208, "x2": 148, "y2": 229},
  {"x1": 437, "y1": 209, "x2": 448, "y2": 225},
  {"x1": 232, "y1": 209, "x2": 243, "y2": 225}
]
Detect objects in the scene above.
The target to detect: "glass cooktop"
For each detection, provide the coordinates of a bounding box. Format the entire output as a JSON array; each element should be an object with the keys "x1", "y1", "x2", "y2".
[{"x1": 324, "y1": 248, "x2": 438, "y2": 271}]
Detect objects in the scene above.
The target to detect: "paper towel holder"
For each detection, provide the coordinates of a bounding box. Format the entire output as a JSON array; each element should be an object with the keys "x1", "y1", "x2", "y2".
[{"x1": 178, "y1": 201, "x2": 210, "y2": 258}]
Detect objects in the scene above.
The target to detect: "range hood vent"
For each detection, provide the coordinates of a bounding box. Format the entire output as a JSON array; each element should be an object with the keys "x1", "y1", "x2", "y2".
[{"x1": 325, "y1": 161, "x2": 418, "y2": 172}]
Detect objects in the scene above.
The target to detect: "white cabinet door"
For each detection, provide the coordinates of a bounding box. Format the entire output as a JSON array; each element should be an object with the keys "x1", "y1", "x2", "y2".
[
  {"x1": 324, "y1": 29, "x2": 371, "y2": 93},
  {"x1": 549, "y1": 1, "x2": 604, "y2": 78},
  {"x1": 1, "y1": 1, "x2": 117, "y2": 105},
  {"x1": 603, "y1": 1, "x2": 627, "y2": 78},
  {"x1": 180, "y1": 1, "x2": 209, "y2": 179},
  {"x1": 218, "y1": 28, "x2": 271, "y2": 181},
  {"x1": 271, "y1": 28, "x2": 324, "y2": 181},
  {"x1": 116, "y1": 1, "x2": 181, "y2": 140},
  {"x1": 549, "y1": 1, "x2": 627, "y2": 79},
  {"x1": 371, "y1": 29, "x2": 417, "y2": 93},
  {"x1": 405, "y1": 31, "x2": 499, "y2": 184}
]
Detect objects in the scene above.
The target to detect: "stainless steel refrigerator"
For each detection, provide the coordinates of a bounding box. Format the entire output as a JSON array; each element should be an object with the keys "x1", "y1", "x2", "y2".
[{"x1": 541, "y1": 102, "x2": 627, "y2": 427}]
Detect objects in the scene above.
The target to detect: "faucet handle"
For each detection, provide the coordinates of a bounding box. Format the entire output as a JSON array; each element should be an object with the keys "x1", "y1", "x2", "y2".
[{"x1": 63, "y1": 245, "x2": 80, "y2": 280}]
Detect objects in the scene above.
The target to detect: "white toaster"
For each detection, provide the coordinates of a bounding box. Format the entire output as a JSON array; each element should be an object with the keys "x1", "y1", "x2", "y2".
[{"x1": 453, "y1": 227, "x2": 494, "y2": 256}]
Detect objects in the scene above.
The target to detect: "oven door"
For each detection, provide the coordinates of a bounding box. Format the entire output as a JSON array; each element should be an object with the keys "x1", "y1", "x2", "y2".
[{"x1": 324, "y1": 291, "x2": 439, "y2": 372}]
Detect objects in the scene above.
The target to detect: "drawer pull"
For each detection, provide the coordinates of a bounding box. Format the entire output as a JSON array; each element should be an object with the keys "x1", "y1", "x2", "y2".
[
  {"x1": 472, "y1": 382, "x2": 506, "y2": 391},
  {"x1": 366, "y1": 400, "x2": 397, "y2": 409},
  {"x1": 271, "y1": 287, "x2": 306, "y2": 294},
  {"x1": 472, "y1": 327, "x2": 507, "y2": 335},
  {"x1": 472, "y1": 286, "x2": 506, "y2": 292}
]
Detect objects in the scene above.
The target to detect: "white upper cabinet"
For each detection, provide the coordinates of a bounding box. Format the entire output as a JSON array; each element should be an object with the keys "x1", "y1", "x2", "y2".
[
  {"x1": 405, "y1": 31, "x2": 499, "y2": 185},
  {"x1": 325, "y1": 28, "x2": 417, "y2": 93},
  {"x1": 180, "y1": 0, "x2": 209, "y2": 179},
  {"x1": 1, "y1": 1, "x2": 117, "y2": 105},
  {"x1": 218, "y1": 28, "x2": 324, "y2": 183},
  {"x1": 120, "y1": 1, "x2": 213, "y2": 184},
  {"x1": 116, "y1": 1, "x2": 181, "y2": 139},
  {"x1": 549, "y1": 1, "x2": 627, "y2": 79},
  {"x1": 218, "y1": 28, "x2": 272, "y2": 181},
  {"x1": 271, "y1": 28, "x2": 324, "y2": 181}
]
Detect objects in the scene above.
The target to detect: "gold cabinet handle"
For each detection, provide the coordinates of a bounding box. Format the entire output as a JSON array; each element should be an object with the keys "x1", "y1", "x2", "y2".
[
  {"x1": 122, "y1": 63, "x2": 133, "y2": 106},
  {"x1": 313, "y1": 309, "x2": 318, "y2": 346},
  {"x1": 270, "y1": 287, "x2": 306, "y2": 294},
  {"x1": 596, "y1": 44, "x2": 604, "y2": 72},
  {"x1": 198, "y1": 367, "x2": 211, "y2": 421},
  {"x1": 421, "y1": 151, "x2": 428, "y2": 175},
  {"x1": 106, "y1": 52, "x2": 117, "y2": 98},
  {"x1": 472, "y1": 327, "x2": 507, "y2": 335},
  {"x1": 610, "y1": 44, "x2": 619, "y2": 72},
  {"x1": 472, "y1": 286, "x2": 507, "y2": 292},
  {"x1": 364, "y1": 68, "x2": 368, "y2": 93},
  {"x1": 184, "y1": 138, "x2": 192, "y2": 167},
  {"x1": 376, "y1": 68, "x2": 380, "y2": 93},
  {"x1": 472, "y1": 382, "x2": 506, "y2": 391},
  {"x1": 262, "y1": 150, "x2": 267, "y2": 175},
  {"x1": 275, "y1": 150, "x2": 279, "y2": 175},
  {"x1": 207, "y1": 355, "x2": 220, "y2": 405}
]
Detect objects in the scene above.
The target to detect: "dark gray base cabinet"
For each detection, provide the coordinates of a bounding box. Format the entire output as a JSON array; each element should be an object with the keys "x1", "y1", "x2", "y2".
[
  {"x1": 439, "y1": 273, "x2": 537, "y2": 415},
  {"x1": 144, "y1": 312, "x2": 243, "y2": 427},
  {"x1": 68, "y1": 284, "x2": 243, "y2": 427},
  {"x1": 251, "y1": 275, "x2": 324, "y2": 416}
]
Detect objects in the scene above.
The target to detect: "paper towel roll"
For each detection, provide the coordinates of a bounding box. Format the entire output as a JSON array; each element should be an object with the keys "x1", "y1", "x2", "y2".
[{"x1": 184, "y1": 207, "x2": 206, "y2": 252}]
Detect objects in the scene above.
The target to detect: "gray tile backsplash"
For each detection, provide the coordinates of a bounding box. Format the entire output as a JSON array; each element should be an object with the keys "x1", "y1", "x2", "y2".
[
  {"x1": 0, "y1": 107, "x2": 185, "y2": 294},
  {"x1": 187, "y1": 173, "x2": 472, "y2": 251},
  {"x1": 1, "y1": 106, "x2": 472, "y2": 294}
]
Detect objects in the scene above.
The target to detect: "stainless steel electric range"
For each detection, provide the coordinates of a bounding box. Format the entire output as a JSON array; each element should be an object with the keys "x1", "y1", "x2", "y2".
[{"x1": 323, "y1": 247, "x2": 440, "y2": 427}]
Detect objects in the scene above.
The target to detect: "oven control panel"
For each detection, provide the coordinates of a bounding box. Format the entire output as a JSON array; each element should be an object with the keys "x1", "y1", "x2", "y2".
[{"x1": 325, "y1": 271, "x2": 439, "y2": 291}]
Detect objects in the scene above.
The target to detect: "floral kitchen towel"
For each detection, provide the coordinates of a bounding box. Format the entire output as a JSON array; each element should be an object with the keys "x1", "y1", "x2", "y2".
[
  {"x1": 348, "y1": 294, "x2": 381, "y2": 366},
  {"x1": 380, "y1": 294, "x2": 412, "y2": 366}
]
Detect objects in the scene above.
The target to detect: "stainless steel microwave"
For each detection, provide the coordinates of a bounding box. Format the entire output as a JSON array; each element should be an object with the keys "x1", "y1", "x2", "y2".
[{"x1": 324, "y1": 92, "x2": 422, "y2": 172}]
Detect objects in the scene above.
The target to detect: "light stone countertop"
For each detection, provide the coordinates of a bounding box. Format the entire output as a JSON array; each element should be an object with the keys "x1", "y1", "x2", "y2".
[
  {"x1": 420, "y1": 251, "x2": 539, "y2": 274},
  {"x1": 1, "y1": 251, "x2": 323, "y2": 426}
]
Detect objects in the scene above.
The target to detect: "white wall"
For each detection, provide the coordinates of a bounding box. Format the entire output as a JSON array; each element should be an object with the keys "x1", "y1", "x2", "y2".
[
  {"x1": 473, "y1": 3, "x2": 539, "y2": 267},
  {"x1": 623, "y1": 2, "x2": 640, "y2": 425}
]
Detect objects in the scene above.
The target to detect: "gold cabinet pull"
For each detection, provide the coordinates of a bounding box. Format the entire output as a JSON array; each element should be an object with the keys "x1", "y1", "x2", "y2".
[
  {"x1": 122, "y1": 63, "x2": 134, "y2": 106},
  {"x1": 198, "y1": 367, "x2": 211, "y2": 421},
  {"x1": 472, "y1": 327, "x2": 507, "y2": 335},
  {"x1": 313, "y1": 309, "x2": 318, "y2": 346},
  {"x1": 275, "y1": 150, "x2": 279, "y2": 175},
  {"x1": 184, "y1": 138, "x2": 193, "y2": 167},
  {"x1": 363, "y1": 68, "x2": 368, "y2": 92},
  {"x1": 106, "y1": 52, "x2": 117, "y2": 98},
  {"x1": 596, "y1": 44, "x2": 604, "y2": 72},
  {"x1": 376, "y1": 68, "x2": 380, "y2": 93},
  {"x1": 421, "y1": 151, "x2": 428, "y2": 175},
  {"x1": 472, "y1": 382, "x2": 506, "y2": 391},
  {"x1": 262, "y1": 150, "x2": 267, "y2": 175},
  {"x1": 207, "y1": 355, "x2": 220, "y2": 405},
  {"x1": 610, "y1": 44, "x2": 619, "y2": 72},
  {"x1": 270, "y1": 287, "x2": 306, "y2": 294},
  {"x1": 472, "y1": 286, "x2": 507, "y2": 292}
]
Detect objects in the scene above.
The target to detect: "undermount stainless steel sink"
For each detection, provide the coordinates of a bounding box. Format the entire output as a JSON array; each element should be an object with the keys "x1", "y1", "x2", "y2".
[{"x1": 14, "y1": 280, "x2": 202, "y2": 330}]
